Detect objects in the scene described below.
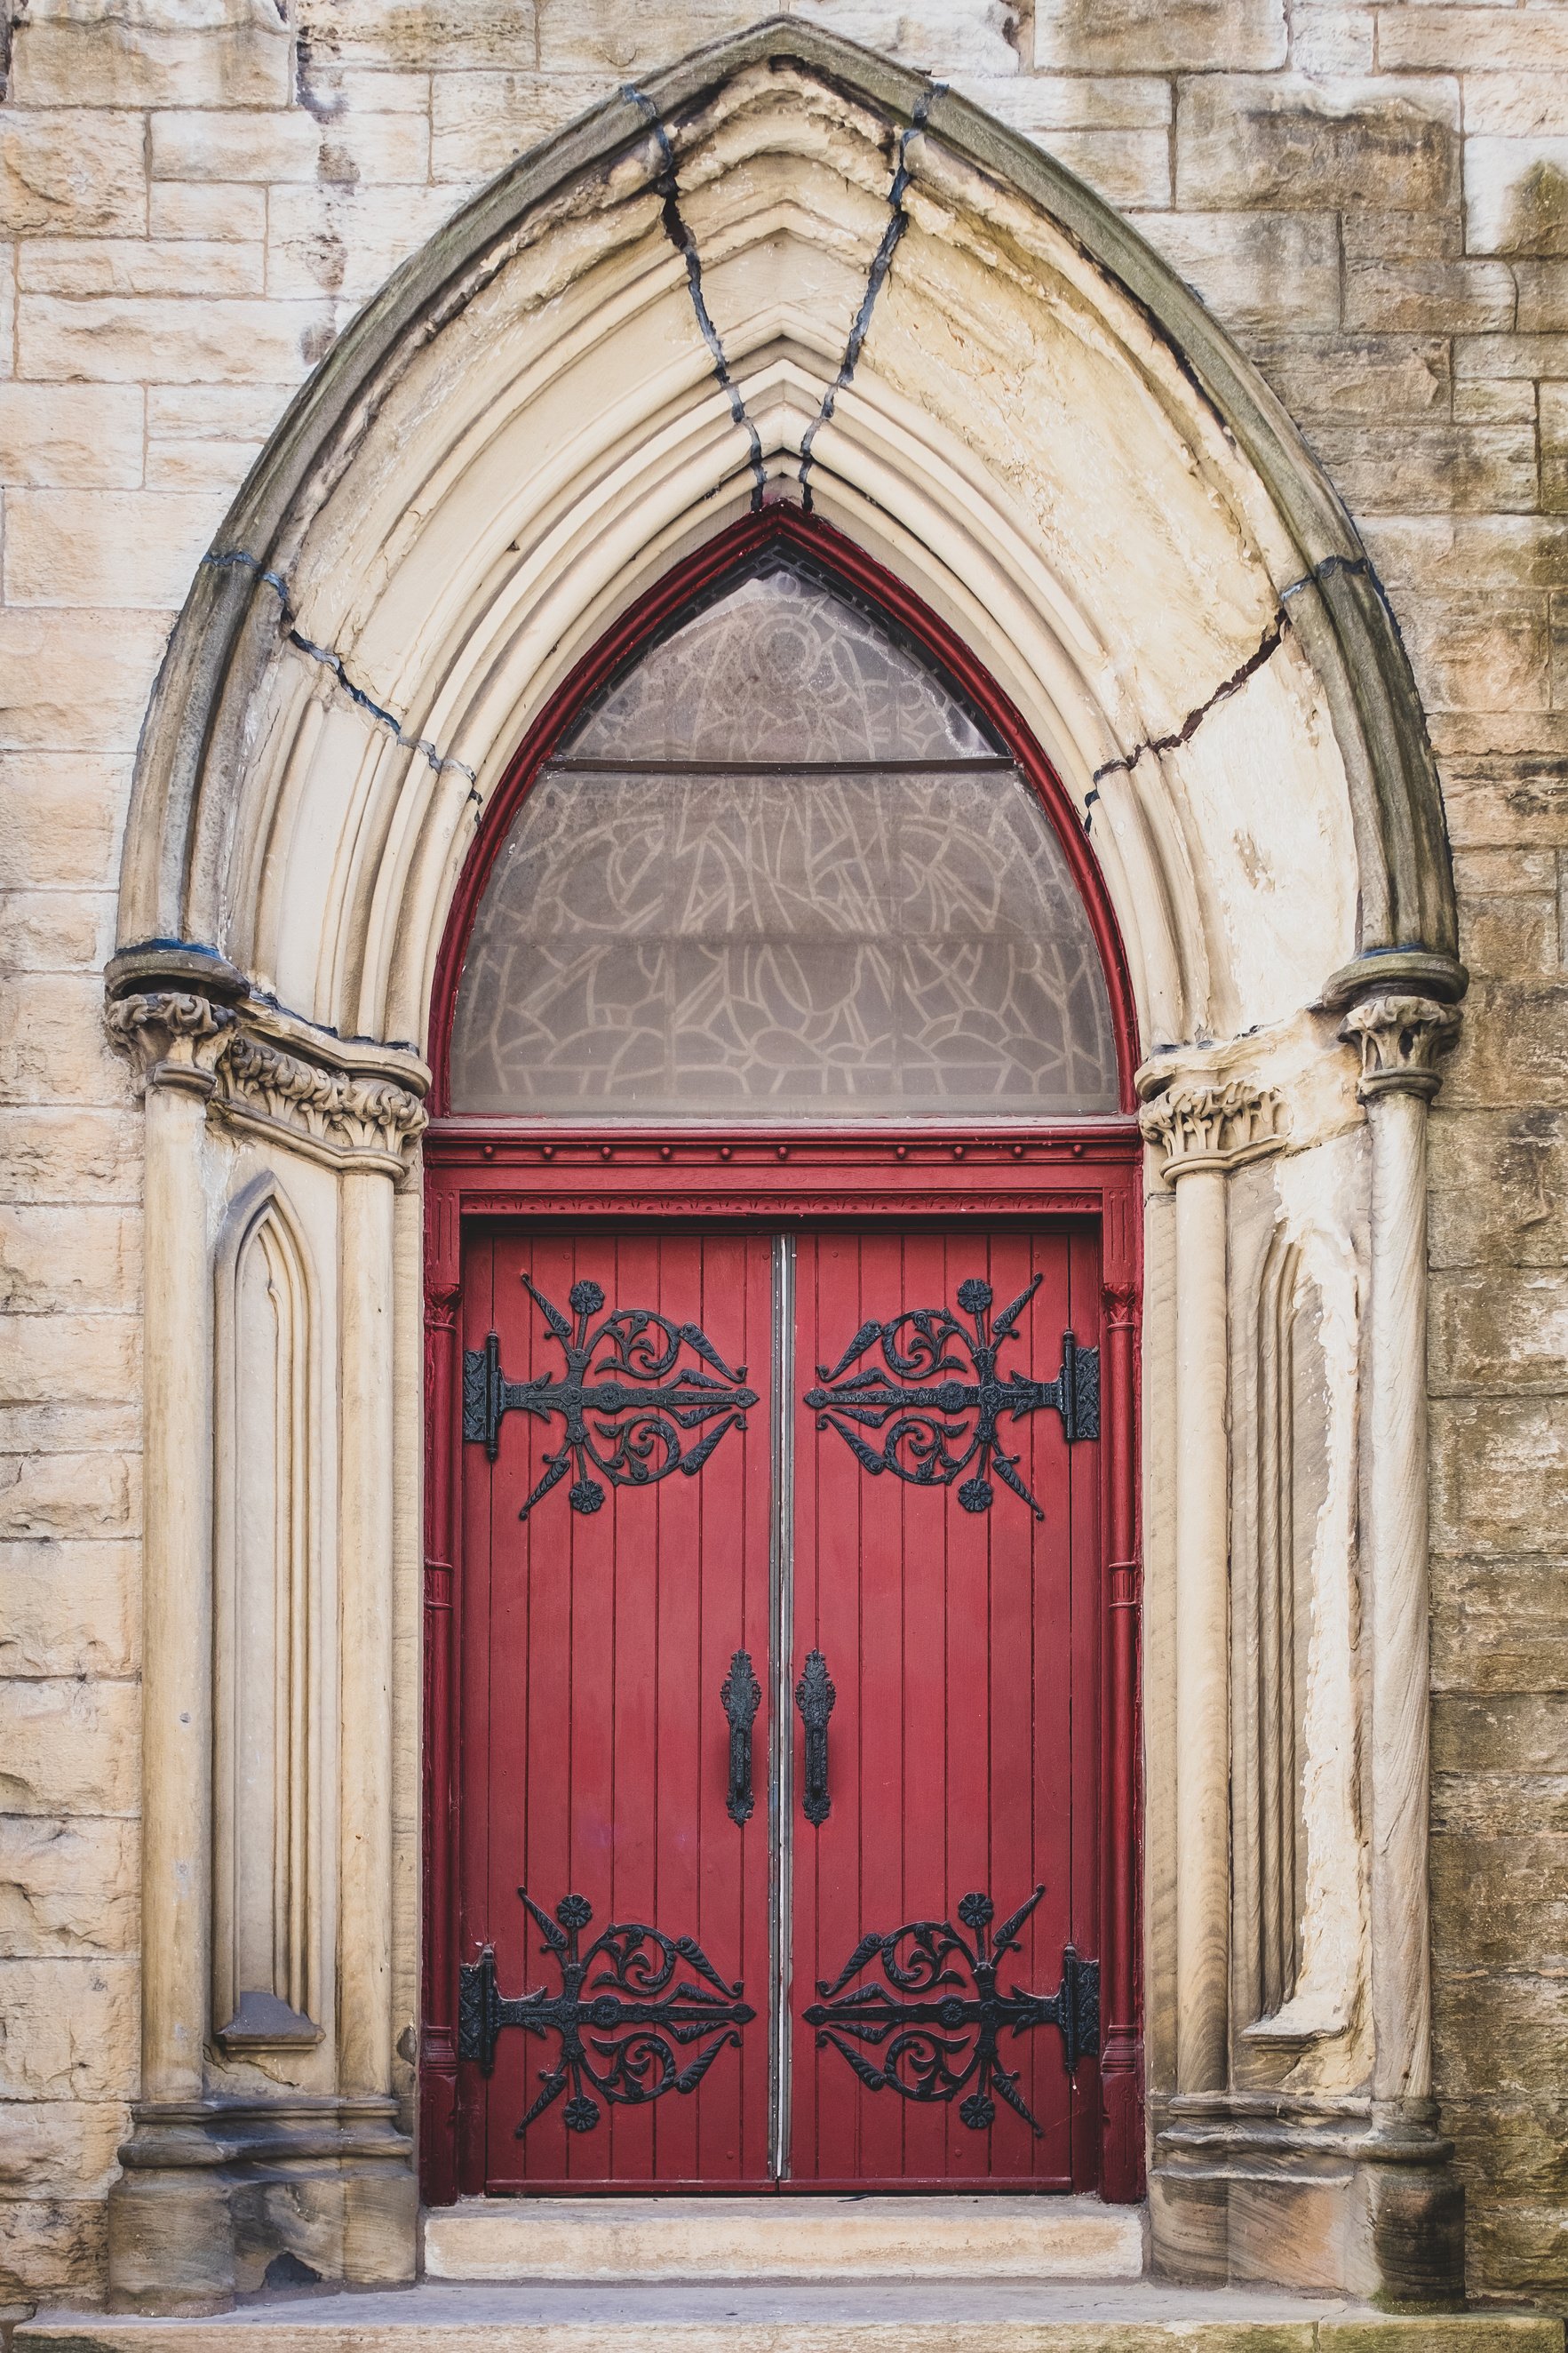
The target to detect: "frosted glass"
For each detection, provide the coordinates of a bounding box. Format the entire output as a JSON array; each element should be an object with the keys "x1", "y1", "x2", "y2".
[
  {"x1": 450, "y1": 765, "x2": 1120, "y2": 1118},
  {"x1": 569, "y1": 566, "x2": 996, "y2": 764}
]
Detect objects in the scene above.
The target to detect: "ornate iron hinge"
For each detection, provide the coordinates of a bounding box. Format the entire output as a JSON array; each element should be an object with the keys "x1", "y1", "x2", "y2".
[
  {"x1": 461, "y1": 1276, "x2": 757, "y2": 1517},
  {"x1": 805, "y1": 1275, "x2": 1099, "y2": 1518}
]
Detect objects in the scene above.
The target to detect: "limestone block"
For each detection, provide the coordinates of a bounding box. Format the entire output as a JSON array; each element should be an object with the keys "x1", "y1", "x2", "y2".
[
  {"x1": 1437, "y1": 1964, "x2": 1568, "y2": 2101},
  {"x1": 0, "y1": 1679, "x2": 139, "y2": 1816},
  {"x1": 1367, "y1": 508, "x2": 1568, "y2": 590},
  {"x1": 297, "y1": 0, "x2": 537, "y2": 69},
  {"x1": 1431, "y1": 1267, "x2": 1568, "y2": 1390},
  {"x1": 4, "y1": 1313, "x2": 139, "y2": 1408},
  {"x1": 1289, "y1": 8, "x2": 1374, "y2": 76},
  {"x1": 1032, "y1": 128, "x2": 1171, "y2": 210},
  {"x1": 1397, "y1": 589, "x2": 1550, "y2": 714},
  {"x1": 0, "y1": 1448, "x2": 136, "y2": 1541},
  {"x1": 0, "y1": 890, "x2": 115, "y2": 973},
  {"x1": 1469, "y1": 76, "x2": 1568, "y2": 141},
  {"x1": 0, "y1": 1108, "x2": 141, "y2": 1204},
  {"x1": 4, "y1": 490, "x2": 226, "y2": 610},
  {"x1": 1453, "y1": 331, "x2": 1568, "y2": 382},
  {"x1": 1342, "y1": 257, "x2": 1517, "y2": 333},
  {"x1": 1448, "y1": 2096, "x2": 1568, "y2": 2204},
  {"x1": 265, "y1": 184, "x2": 467, "y2": 304},
  {"x1": 1518, "y1": 260, "x2": 1568, "y2": 331},
  {"x1": 0, "y1": 975, "x2": 131, "y2": 1107},
  {"x1": 19, "y1": 239, "x2": 264, "y2": 299},
  {"x1": 1245, "y1": 331, "x2": 1449, "y2": 419},
  {"x1": 0, "y1": 1540, "x2": 138, "y2": 1678},
  {"x1": 1459, "y1": 890, "x2": 1559, "y2": 978},
  {"x1": 0, "y1": 2194, "x2": 107, "y2": 2304},
  {"x1": 298, "y1": 66, "x2": 432, "y2": 116},
  {"x1": 1468, "y1": 136, "x2": 1568, "y2": 256},
  {"x1": 147, "y1": 440, "x2": 264, "y2": 495},
  {"x1": 0, "y1": 113, "x2": 146, "y2": 238},
  {"x1": 20, "y1": 294, "x2": 326, "y2": 387},
  {"x1": 0, "y1": 386, "x2": 143, "y2": 491},
  {"x1": 0, "y1": 1958, "x2": 139, "y2": 2099},
  {"x1": 1434, "y1": 1769, "x2": 1568, "y2": 1839},
  {"x1": 949, "y1": 74, "x2": 1172, "y2": 131},
  {"x1": 1033, "y1": 0, "x2": 1285, "y2": 73},
  {"x1": 533, "y1": 0, "x2": 793, "y2": 77},
  {"x1": 0, "y1": 1816, "x2": 139, "y2": 1956},
  {"x1": 1435, "y1": 1693, "x2": 1568, "y2": 1776},
  {"x1": 1431, "y1": 1396, "x2": 1568, "y2": 1554},
  {"x1": 1456, "y1": 380, "x2": 1540, "y2": 424},
  {"x1": 12, "y1": 0, "x2": 291, "y2": 108},
  {"x1": 1301, "y1": 423, "x2": 1537, "y2": 514},
  {"x1": 793, "y1": 0, "x2": 1021, "y2": 75},
  {"x1": 1446, "y1": 977, "x2": 1568, "y2": 1105},
  {"x1": 0, "y1": 608, "x2": 183, "y2": 752},
  {"x1": 1342, "y1": 209, "x2": 1462, "y2": 260},
  {"x1": 0, "y1": 244, "x2": 13, "y2": 384},
  {"x1": 1438, "y1": 1808, "x2": 1568, "y2": 1962},
  {"x1": 430, "y1": 72, "x2": 605, "y2": 181},
  {"x1": 1139, "y1": 209, "x2": 1341, "y2": 330},
  {"x1": 1432, "y1": 1557, "x2": 1568, "y2": 1696},
  {"x1": 149, "y1": 182, "x2": 268, "y2": 242},
  {"x1": 0, "y1": 2100, "x2": 126, "y2": 2194},
  {"x1": 1467, "y1": 2196, "x2": 1568, "y2": 2301},
  {"x1": 1176, "y1": 75, "x2": 1461, "y2": 212},
  {"x1": 0, "y1": 754, "x2": 130, "y2": 890},
  {"x1": 1381, "y1": 9, "x2": 1568, "y2": 73},
  {"x1": 151, "y1": 108, "x2": 430, "y2": 185},
  {"x1": 147, "y1": 383, "x2": 293, "y2": 440}
]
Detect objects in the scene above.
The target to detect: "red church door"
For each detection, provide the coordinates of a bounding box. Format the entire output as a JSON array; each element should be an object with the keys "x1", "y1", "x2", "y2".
[{"x1": 455, "y1": 1221, "x2": 1102, "y2": 2194}]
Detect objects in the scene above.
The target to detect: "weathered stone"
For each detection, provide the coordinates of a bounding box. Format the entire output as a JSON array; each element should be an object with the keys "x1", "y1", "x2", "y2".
[
  {"x1": 1431, "y1": 1394, "x2": 1568, "y2": 1551},
  {"x1": 0, "y1": 1681, "x2": 139, "y2": 1818},
  {"x1": 0, "y1": 385, "x2": 144, "y2": 491},
  {"x1": 1456, "y1": 379, "x2": 1540, "y2": 424},
  {"x1": 0, "y1": 113, "x2": 146, "y2": 237},
  {"x1": 1431, "y1": 1108, "x2": 1568, "y2": 1265},
  {"x1": 12, "y1": 0, "x2": 291, "y2": 108},
  {"x1": 1140, "y1": 211, "x2": 1341, "y2": 330},
  {"x1": 4, "y1": 490, "x2": 226, "y2": 610},
  {"x1": 150, "y1": 106, "x2": 431, "y2": 185},
  {"x1": 0, "y1": 1958, "x2": 138, "y2": 2101},
  {"x1": 1433, "y1": 1557, "x2": 1568, "y2": 1695},
  {"x1": 1435, "y1": 1692, "x2": 1568, "y2": 1778},
  {"x1": 4, "y1": 1312, "x2": 139, "y2": 1408},
  {"x1": 1032, "y1": 0, "x2": 1285, "y2": 73},
  {"x1": 1176, "y1": 75, "x2": 1461, "y2": 212},
  {"x1": 0, "y1": 2193, "x2": 107, "y2": 2304},
  {"x1": 1397, "y1": 589, "x2": 1550, "y2": 714},
  {"x1": 1365, "y1": 516, "x2": 1568, "y2": 592},
  {"x1": 0, "y1": 974, "x2": 131, "y2": 1107},
  {"x1": 0, "y1": 1818, "x2": 139, "y2": 1957},
  {"x1": 1457, "y1": 887, "x2": 1559, "y2": 977},
  {"x1": 1467, "y1": 135, "x2": 1568, "y2": 256},
  {"x1": 264, "y1": 183, "x2": 467, "y2": 304},
  {"x1": 1438, "y1": 754, "x2": 1568, "y2": 848},
  {"x1": 1446, "y1": 2092, "x2": 1568, "y2": 2197},
  {"x1": 18, "y1": 239, "x2": 264, "y2": 299},
  {"x1": 429, "y1": 71, "x2": 608, "y2": 181},
  {"x1": 1433, "y1": 1770, "x2": 1568, "y2": 1838},
  {"x1": 0, "y1": 1448, "x2": 137, "y2": 1542},
  {"x1": 146, "y1": 440, "x2": 264, "y2": 495},
  {"x1": 298, "y1": 0, "x2": 539, "y2": 69},
  {"x1": 0, "y1": 1109, "x2": 140, "y2": 1207},
  {"x1": 1517, "y1": 260, "x2": 1568, "y2": 331},
  {"x1": 1290, "y1": 8, "x2": 1374, "y2": 76},
  {"x1": 1454, "y1": 331, "x2": 1568, "y2": 379},
  {"x1": 1433, "y1": 1833, "x2": 1568, "y2": 1971},
  {"x1": 0, "y1": 1541, "x2": 139, "y2": 1678},
  {"x1": 0, "y1": 609, "x2": 181, "y2": 752},
  {"x1": 1244, "y1": 331, "x2": 1450, "y2": 419},
  {"x1": 1301, "y1": 423, "x2": 1538, "y2": 514},
  {"x1": 0, "y1": 891, "x2": 114, "y2": 976},
  {"x1": 949, "y1": 73, "x2": 1173, "y2": 131},
  {"x1": 1341, "y1": 207, "x2": 1464, "y2": 260},
  {"x1": 1034, "y1": 127, "x2": 1171, "y2": 208},
  {"x1": 20, "y1": 295, "x2": 326, "y2": 387},
  {"x1": 1381, "y1": 10, "x2": 1568, "y2": 74},
  {"x1": 0, "y1": 755, "x2": 128, "y2": 891},
  {"x1": 1465, "y1": 2198, "x2": 1568, "y2": 2301},
  {"x1": 1469, "y1": 76, "x2": 1568, "y2": 142},
  {"x1": 1342, "y1": 257, "x2": 1517, "y2": 334},
  {"x1": 148, "y1": 180, "x2": 269, "y2": 243}
]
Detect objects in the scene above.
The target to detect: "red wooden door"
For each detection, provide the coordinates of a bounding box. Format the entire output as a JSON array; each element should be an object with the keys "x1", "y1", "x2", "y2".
[
  {"x1": 456, "y1": 1222, "x2": 1100, "y2": 2193},
  {"x1": 790, "y1": 1229, "x2": 1100, "y2": 2189},
  {"x1": 459, "y1": 1228, "x2": 775, "y2": 2189}
]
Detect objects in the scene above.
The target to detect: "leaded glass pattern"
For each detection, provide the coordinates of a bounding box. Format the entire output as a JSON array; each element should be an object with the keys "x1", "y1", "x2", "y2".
[{"x1": 450, "y1": 563, "x2": 1119, "y2": 1120}]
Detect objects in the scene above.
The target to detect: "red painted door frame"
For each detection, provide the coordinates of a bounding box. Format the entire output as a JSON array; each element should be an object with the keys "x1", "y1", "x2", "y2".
[{"x1": 418, "y1": 511, "x2": 1146, "y2": 2204}]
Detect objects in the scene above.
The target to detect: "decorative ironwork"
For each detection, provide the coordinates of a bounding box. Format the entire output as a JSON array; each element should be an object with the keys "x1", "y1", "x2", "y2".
[
  {"x1": 803, "y1": 1886, "x2": 1099, "y2": 2134},
  {"x1": 463, "y1": 1277, "x2": 758, "y2": 1519},
  {"x1": 795, "y1": 1647, "x2": 835, "y2": 1826},
  {"x1": 803, "y1": 1275, "x2": 1098, "y2": 1519},
  {"x1": 458, "y1": 1890, "x2": 755, "y2": 2136},
  {"x1": 720, "y1": 1648, "x2": 761, "y2": 1826}
]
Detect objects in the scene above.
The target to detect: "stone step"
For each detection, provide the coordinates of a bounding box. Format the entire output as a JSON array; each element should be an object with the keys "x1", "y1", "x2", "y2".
[
  {"x1": 423, "y1": 2194, "x2": 1147, "y2": 2282},
  {"x1": 15, "y1": 2285, "x2": 1564, "y2": 2352}
]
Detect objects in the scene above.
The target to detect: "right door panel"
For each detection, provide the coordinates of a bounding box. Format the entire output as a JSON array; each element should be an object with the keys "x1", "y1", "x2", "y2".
[{"x1": 789, "y1": 1226, "x2": 1102, "y2": 2190}]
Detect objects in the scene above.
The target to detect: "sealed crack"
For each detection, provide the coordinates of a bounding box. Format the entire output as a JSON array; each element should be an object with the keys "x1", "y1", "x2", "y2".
[
  {"x1": 1085, "y1": 553, "x2": 1374, "y2": 820},
  {"x1": 800, "y1": 84, "x2": 942, "y2": 511},
  {"x1": 203, "y1": 549, "x2": 477, "y2": 782},
  {"x1": 626, "y1": 86, "x2": 766, "y2": 512}
]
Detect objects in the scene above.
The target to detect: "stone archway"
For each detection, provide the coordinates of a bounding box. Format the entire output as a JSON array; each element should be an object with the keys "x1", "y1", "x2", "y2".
[{"x1": 102, "y1": 19, "x2": 1464, "y2": 2313}]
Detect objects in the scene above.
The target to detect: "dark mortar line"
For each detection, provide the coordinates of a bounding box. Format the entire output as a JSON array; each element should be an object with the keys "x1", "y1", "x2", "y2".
[
  {"x1": 799, "y1": 83, "x2": 942, "y2": 512},
  {"x1": 625, "y1": 84, "x2": 767, "y2": 513},
  {"x1": 1086, "y1": 553, "x2": 1375, "y2": 814},
  {"x1": 203, "y1": 550, "x2": 477, "y2": 782}
]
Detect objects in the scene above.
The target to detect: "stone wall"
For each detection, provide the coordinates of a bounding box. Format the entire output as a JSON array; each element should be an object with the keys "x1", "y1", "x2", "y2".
[{"x1": 0, "y1": 0, "x2": 1562, "y2": 2314}]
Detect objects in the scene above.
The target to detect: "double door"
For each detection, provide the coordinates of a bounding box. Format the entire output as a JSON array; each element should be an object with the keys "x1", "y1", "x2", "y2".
[{"x1": 455, "y1": 1224, "x2": 1103, "y2": 2191}]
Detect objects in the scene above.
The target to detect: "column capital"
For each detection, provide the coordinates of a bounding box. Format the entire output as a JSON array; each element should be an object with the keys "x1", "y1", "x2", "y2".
[
  {"x1": 106, "y1": 989, "x2": 237, "y2": 1097},
  {"x1": 1338, "y1": 993, "x2": 1461, "y2": 1105},
  {"x1": 216, "y1": 1030, "x2": 428, "y2": 1175},
  {"x1": 1138, "y1": 1076, "x2": 1285, "y2": 1184}
]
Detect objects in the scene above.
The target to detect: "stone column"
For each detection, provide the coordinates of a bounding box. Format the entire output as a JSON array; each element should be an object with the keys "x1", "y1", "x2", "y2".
[
  {"x1": 1338, "y1": 995, "x2": 1459, "y2": 2118},
  {"x1": 1140, "y1": 1079, "x2": 1284, "y2": 2096}
]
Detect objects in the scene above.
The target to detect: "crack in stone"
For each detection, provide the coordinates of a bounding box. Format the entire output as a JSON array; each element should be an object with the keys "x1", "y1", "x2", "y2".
[
  {"x1": 799, "y1": 83, "x2": 942, "y2": 512},
  {"x1": 203, "y1": 550, "x2": 477, "y2": 781},
  {"x1": 625, "y1": 86, "x2": 767, "y2": 513},
  {"x1": 1085, "y1": 554, "x2": 1375, "y2": 820}
]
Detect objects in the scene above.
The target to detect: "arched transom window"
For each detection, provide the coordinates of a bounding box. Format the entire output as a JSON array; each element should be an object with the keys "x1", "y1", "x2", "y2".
[{"x1": 449, "y1": 557, "x2": 1119, "y2": 1119}]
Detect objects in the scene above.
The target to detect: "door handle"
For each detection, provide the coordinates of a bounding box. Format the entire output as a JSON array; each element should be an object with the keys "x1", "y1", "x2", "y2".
[
  {"x1": 795, "y1": 1649, "x2": 835, "y2": 1825},
  {"x1": 720, "y1": 1649, "x2": 760, "y2": 1826}
]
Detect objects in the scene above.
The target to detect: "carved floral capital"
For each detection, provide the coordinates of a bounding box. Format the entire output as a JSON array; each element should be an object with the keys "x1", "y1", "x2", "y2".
[
  {"x1": 215, "y1": 1031, "x2": 428, "y2": 1169},
  {"x1": 1338, "y1": 993, "x2": 1460, "y2": 1104},
  {"x1": 106, "y1": 990, "x2": 237, "y2": 1096},
  {"x1": 1139, "y1": 1077, "x2": 1285, "y2": 1184}
]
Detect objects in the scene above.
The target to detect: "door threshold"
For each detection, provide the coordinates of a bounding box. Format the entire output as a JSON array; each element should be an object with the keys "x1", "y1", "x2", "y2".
[{"x1": 422, "y1": 2194, "x2": 1146, "y2": 2284}]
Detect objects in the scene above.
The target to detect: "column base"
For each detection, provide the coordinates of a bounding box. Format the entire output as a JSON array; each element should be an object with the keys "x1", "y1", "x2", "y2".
[
  {"x1": 107, "y1": 2098, "x2": 417, "y2": 2315},
  {"x1": 1149, "y1": 2094, "x2": 1464, "y2": 2307}
]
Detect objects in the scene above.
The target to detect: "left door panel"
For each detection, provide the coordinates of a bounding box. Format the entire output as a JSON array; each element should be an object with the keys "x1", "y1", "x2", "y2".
[{"x1": 458, "y1": 1228, "x2": 775, "y2": 2190}]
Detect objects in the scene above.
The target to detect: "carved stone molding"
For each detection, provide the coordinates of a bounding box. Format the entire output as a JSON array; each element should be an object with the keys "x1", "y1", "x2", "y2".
[
  {"x1": 215, "y1": 1030, "x2": 428, "y2": 1171},
  {"x1": 106, "y1": 991, "x2": 238, "y2": 1097},
  {"x1": 1139, "y1": 1078, "x2": 1285, "y2": 1183},
  {"x1": 1338, "y1": 993, "x2": 1461, "y2": 1104}
]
